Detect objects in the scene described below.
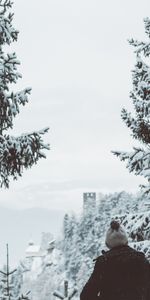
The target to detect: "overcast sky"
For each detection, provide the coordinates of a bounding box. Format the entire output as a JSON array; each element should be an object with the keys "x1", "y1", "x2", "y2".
[{"x1": 0, "y1": 0, "x2": 150, "y2": 211}]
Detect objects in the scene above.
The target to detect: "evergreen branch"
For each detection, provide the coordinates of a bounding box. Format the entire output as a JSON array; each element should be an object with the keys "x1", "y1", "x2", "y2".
[
  {"x1": 0, "y1": 270, "x2": 7, "y2": 275},
  {"x1": 0, "y1": 87, "x2": 32, "y2": 132},
  {"x1": 53, "y1": 291, "x2": 64, "y2": 300},
  {"x1": 8, "y1": 268, "x2": 17, "y2": 275},
  {"x1": 0, "y1": 0, "x2": 13, "y2": 15},
  {"x1": 144, "y1": 17, "x2": 150, "y2": 38},
  {"x1": 128, "y1": 39, "x2": 150, "y2": 56},
  {"x1": 0, "y1": 1, "x2": 50, "y2": 187},
  {"x1": 0, "y1": 129, "x2": 50, "y2": 188}
]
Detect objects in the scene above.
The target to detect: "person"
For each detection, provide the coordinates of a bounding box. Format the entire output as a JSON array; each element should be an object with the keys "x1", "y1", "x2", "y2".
[{"x1": 80, "y1": 220, "x2": 150, "y2": 300}]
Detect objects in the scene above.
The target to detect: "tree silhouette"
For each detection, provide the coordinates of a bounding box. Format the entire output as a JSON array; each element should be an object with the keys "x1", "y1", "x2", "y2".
[
  {"x1": 113, "y1": 18, "x2": 150, "y2": 195},
  {"x1": 0, "y1": 0, "x2": 49, "y2": 188}
]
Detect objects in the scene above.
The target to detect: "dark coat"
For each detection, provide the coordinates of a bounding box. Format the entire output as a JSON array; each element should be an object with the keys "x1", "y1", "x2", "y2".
[{"x1": 80, "y1": 245, "x2": 150, "y2": 300}]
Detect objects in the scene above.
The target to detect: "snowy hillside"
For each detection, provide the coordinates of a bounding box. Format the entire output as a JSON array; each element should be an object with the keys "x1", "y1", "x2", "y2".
[{"x1": 8, "y1": 191, "x2": 150, "y2": 300}]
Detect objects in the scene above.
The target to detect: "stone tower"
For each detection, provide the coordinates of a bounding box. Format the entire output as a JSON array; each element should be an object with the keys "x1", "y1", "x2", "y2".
[{"x1": 83, "y1": 192, "x2": 96, "y2": 213}]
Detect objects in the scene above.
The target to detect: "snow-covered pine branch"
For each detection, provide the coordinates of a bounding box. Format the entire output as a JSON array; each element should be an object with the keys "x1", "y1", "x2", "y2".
[
  {"x1": 0, "y1": 1, "x2": 49, "y2": 187},
  {"x1": 0, "y1": 128, "x2": 50, "y2": 187},
  {"x1": 0, "y1": 1, "x2": 18, "y2": 45},
  {"x1": 112, "y1": 147, "x2": 150, "y2": 193},
  {"x1": 113, "y1": 18, "x2": 150, "y2": 194},
  {"x1": 0, "y1": 88, "x2": 32, "y2": 132}
]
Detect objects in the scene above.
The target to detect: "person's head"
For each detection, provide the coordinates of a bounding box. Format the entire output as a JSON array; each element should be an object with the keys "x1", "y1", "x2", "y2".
[{"x1": 105, "y1": 220, "x2": 128, "y2": 249}]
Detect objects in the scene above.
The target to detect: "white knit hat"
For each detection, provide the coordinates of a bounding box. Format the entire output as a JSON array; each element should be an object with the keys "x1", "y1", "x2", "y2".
[{"x1": 105, "y1": 220, "x2": 128, "y2": 249}]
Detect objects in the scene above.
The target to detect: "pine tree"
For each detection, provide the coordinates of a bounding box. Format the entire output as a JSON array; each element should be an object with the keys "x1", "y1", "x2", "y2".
[
  {"x1": 0, "y1": 0, "x2": 49, "y2": 188},
  {"x1": 112, "y1": 18, "x2": 150, "y2": 195},
  {"x1": 0, "y1": 244, "x2": 17, "y2": 300}
]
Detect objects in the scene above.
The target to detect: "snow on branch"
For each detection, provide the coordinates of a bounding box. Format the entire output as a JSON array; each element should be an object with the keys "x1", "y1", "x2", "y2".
[
  {"x1": 0, "y1": 88, "x2": 32, "y2": 132},
  {"x1": 116, "y1": 211, "x2": 150, "y2": 242},
  {"x1": 144, "y1": 17, "x2": 150, "y2": 39},
  {"x1": 0, "y1": 0, "x2": 13, "y2": 15},
  {"x1": 128, "y1": 39, "x2": 150, "y2": 57},
  {"x1": 112, "y1": 147, "x2": 150, "y2": 194},
  {"x1": 0, "y1": 129, "x2": 50, "y2": 188},
  {"x1": 128, "y1": 18, "x2": 150, "y2": 56},
  {"x1": 113, "y1": 147, "x2": 150, "y2": 173},
  {"x1": 0, "y1": 52, "x2": 22, "y2": 89},
  {"x1": 113, "y1": 18, "x2": 150, "y2": 195},
  {"x1": 0, "y1": 1, "x2": 50, "y2": 187},
  {"x1": 0, "y1": 3, "x2": 18, "y2": 45}
]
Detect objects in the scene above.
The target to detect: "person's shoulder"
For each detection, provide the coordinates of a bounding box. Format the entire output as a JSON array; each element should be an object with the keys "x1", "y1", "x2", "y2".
[
  {"x1": 127, "y1": 245, "x2": 145, "y2": 256},
  {"x1": 93, "y1": 249, "x2": 110, "y2": 264},
  {"x1": 127, "y1": 246, "x2": 149, "y2": 264},
  {"x1": 93, "y1": 246, "x2": 150, "y2": 265}
]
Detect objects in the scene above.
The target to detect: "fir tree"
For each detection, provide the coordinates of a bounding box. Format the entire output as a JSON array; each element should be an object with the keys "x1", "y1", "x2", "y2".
[
  {"x1": 0, "y1": 244, "x2": 17, "y2": 300},
  {"x1": 0, "y1": 0, "x2": 49, "y2": 188},
  {"x1": 112, "y1": 18, "x2": 150, "y2": 195}
]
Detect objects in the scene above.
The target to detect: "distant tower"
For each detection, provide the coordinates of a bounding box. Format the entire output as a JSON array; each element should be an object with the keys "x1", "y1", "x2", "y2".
[{"x1": 83, "y1": 192, "x2": 96, "y2": 213}]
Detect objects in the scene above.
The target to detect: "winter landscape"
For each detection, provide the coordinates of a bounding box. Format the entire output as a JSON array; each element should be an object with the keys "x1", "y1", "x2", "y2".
[{"x1": 0, "y1": 0, "x2": 150, "y2": 299}]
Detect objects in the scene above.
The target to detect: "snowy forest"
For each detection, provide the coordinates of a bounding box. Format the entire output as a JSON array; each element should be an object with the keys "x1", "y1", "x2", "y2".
[
  {"x1": 0, "y1": 0, "x2": 150, "y2": 299},
  {"x1": 1, "y1": 191, "x2": 150, "y2": 300}
]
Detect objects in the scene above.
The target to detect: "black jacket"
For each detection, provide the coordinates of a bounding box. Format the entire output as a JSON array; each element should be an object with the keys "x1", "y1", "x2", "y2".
[{"x1": 80, "y1": 245, "x2": 150, "y2": 300}]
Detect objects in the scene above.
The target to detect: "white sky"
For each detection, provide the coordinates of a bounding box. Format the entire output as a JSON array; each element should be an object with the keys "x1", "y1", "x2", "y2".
[{"x1": 1, "y1": 0, "x2": 150, "y2": 211}]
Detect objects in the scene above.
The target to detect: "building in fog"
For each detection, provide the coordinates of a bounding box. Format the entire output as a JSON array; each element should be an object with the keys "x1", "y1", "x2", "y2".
[
  {"x1": 25, "y1": 240, "x2": 44, "y2": 258},
  {"x1": 83, "y1": 192, "x2": 96, "y2": 213}
]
